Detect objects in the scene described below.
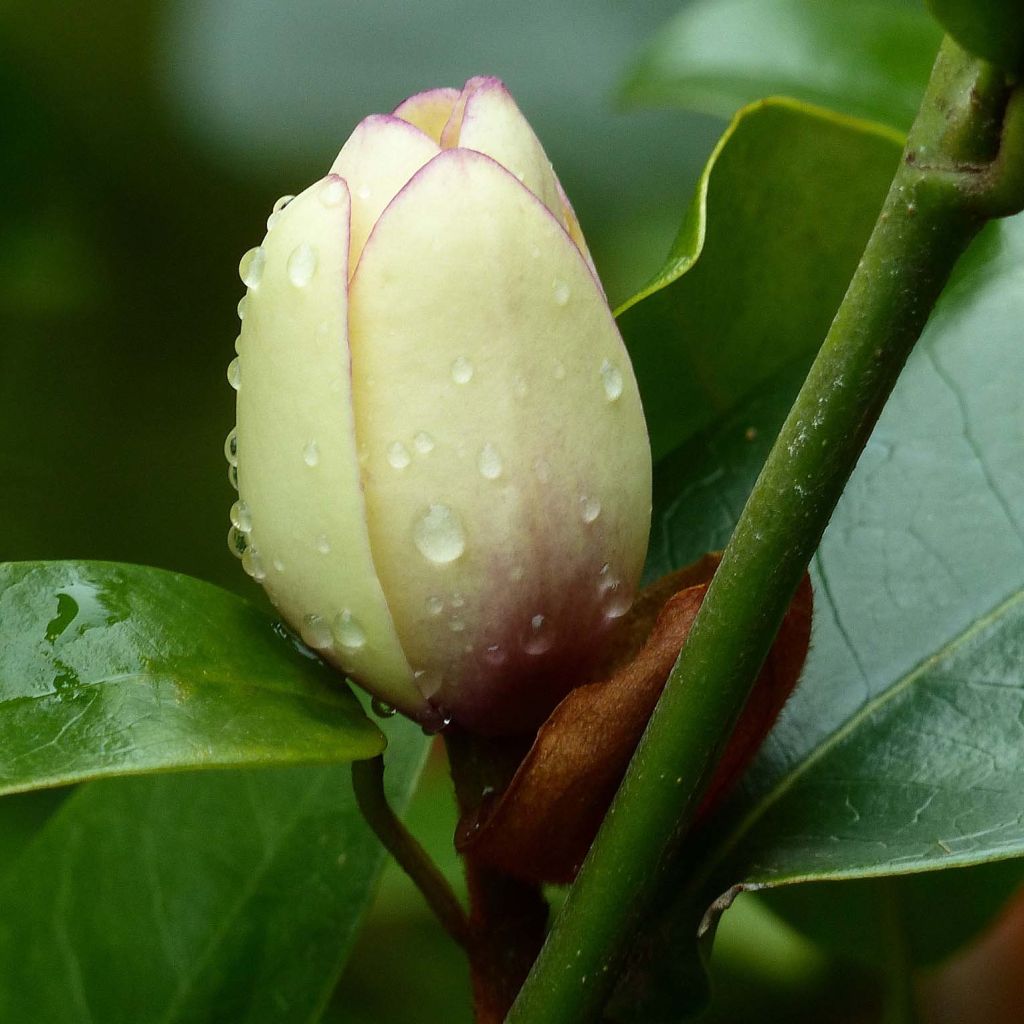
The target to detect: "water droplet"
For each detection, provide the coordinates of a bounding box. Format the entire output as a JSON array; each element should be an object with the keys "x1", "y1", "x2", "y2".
[
  {"x1": 413, "y1": 431, "x2": 435, "y2": 455},
  {"x1": 272, "y1": 557, "x2": 285, "y2": 573},
  {"x1": 478, "y1": 442, "x2": 502, "y2": 479},
  {"x1": 484, "y1": 643, "x2": 506, "y2": 665},
  {"x1": 413, "y1": 504, "x2": 466, "y2": 564},
  {"x1": 237, "y1": 295, "x2": 248, "y2": 320},
  {"x1": 451, "y1": 356, "x2": 474, "y2": 384},
  {"x1": 580, "y1": 495, "x2": 601, "y2": 524},
  {"x1": 533, "y1": 457, "x2": 551, "y2": 483},
  {"x1": 425, "y1": 595, "x2": 444, "y2": 616},
  {"x1": 238, "y1": 246, "x2": 265, "y2": 289},
  {"x1": 230, "y1": 500, "x2": 252, "y2": 533},
  {"x1": 315, "y1": 534, "x2": 331, "y2": 555},
  {"x1": 387, "y1": 441, "x2": 412, "y2": 469},
  {"x1": 234, "y1": 334, "x2": 242, "y2": 354},
  {"x1": 287, "y1": 243, "x2": 318, "y2": 287},
  {"x1": 266, "y1": 194, "x2": 295, "y2": 231},
  {"x1": 242, "y1": 547, "x2": 266, "y2": 581},
  {"x1": 599, "y1": 569, "x2": 632, "y2": 619},
  {"x1": 553, "y1": 360, "x2": 566, "y2": 380},
  {"x1": 303, "y1": 440, "x2": 320, "y2": 467},
  {"x1": 224, "y1": 428, "x2": 238, "y2": 467},
  {"x1": 600, "y1": 359, "x2": 624, "y2": 402},
  {"x1": 371, "y1": 697, "x2": 397, "y2": 718},
  {"x1": 450, "y1": 592, "x2": 465, "y2": 609},
  {"x1": 553, "y1": 280, "x2": 570, "y2": 305},
  {"x1": 226, "y1": 357, "x2": 241, "y2": 391},
  {"x1": 355, "y1": 183, "x2": 371, "y2": 200},
  {"x1": 523, "y1": 613, "x2": 554, "y2": 655},
  {"x1": 228, "y1": 463, "x2": 239, "y2": 490},
  {"x1": 449, "y1": 617, "x2": 466, "y2": 633},
  {"x1": 320, "y1": 178, "x2": 345, "y2": 207},
  {"x1": 300, "y1": 613, "x2": 333, "y2": 650},
  {"x1": 227, "y1": 525, "x2": 248, "y2": 559},
  {"x1": 333, "y1": 609, "x2": 367, "y2": 650}
]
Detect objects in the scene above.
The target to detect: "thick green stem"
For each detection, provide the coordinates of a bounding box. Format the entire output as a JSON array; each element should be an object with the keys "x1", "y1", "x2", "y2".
[
  {"x1": 351, "y1": 755, "x2": 470, "y2": 948},
  {"x1": 508, "y1": 40, "x2": 1024, "y2": 1024}
]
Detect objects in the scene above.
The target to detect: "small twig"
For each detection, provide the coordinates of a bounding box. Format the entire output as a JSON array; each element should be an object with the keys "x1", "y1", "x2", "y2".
[{"x1": 351, "y1": 755, "x2": 470, "y2": 948}]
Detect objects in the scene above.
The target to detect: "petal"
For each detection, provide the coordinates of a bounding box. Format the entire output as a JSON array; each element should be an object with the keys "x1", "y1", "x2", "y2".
[
  {"x1": 235, "y1": 175, "x2": 423, "y2": 719},
  {"x1": 349, "y1": 150, "x2": 652, "y2": 735},
  {"x1": 329, "y1": 115, "x2": 440, "y2": 274},
  {"x1": 440, "y1": 77, "x2": 565, "y2": 229},
  {"x1": 392, "y1": 87, "x2": 461, "y2": 143}
]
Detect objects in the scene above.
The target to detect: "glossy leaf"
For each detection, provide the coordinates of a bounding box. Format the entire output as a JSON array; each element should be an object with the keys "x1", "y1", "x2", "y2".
[
  {"x1": 0, "y1": 561, "x2": 384, "y2": 796},
  {"x1": 0, "y1": 714, "x2": 431, "y2": 1024},
  {"x1": 622, "y1": 0, "x2": 940, "y2": 130},
  {"x1": 617, "y1": 98, "x2": 902, "y2": 460},
  {"x1": 614, "y1": 95, "x2": 1024, "y2": 1015}
]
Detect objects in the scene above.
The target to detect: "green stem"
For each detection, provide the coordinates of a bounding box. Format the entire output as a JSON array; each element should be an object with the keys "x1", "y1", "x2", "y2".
[
  {"x1": 508, "y1": 40, "x2": 1024, "y2": 1024},
  {"x1": 878, "y1": 880, "x2": 918, "y2": 1024},
  {"x1": 351, "y1": 755, "x2": 470, "y2": 948}
]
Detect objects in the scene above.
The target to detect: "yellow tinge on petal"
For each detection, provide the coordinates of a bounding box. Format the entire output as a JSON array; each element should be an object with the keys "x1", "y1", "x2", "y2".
[{"x1": 234, "y1": 176, "x2": 422, "y2": 719}]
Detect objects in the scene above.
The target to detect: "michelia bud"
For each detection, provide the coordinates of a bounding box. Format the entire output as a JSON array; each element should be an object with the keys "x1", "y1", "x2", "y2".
[{"x1": 226, "y1": 77, "x2": 652, "y2": 736}]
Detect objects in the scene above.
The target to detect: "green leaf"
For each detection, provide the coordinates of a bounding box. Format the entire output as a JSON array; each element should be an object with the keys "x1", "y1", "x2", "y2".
[
  {"x1": 622, "y1": 0, "x2": 941, "y2": 131},
  {"x1": 926, "y1": 0, "x2": 1024, "y2": 71},
  {"x1": 0, "y1": 715, "x2": 431, "y2": 1024},
  {"x1": 0, "y1": 561, "x2": 384, "y2": 795},
  {"x1": 615, "y1": 96, "x2": 1024, "y2": 1016},
  {"x1": 617, "y1": 98, "x2": 902, "y2": 462}
]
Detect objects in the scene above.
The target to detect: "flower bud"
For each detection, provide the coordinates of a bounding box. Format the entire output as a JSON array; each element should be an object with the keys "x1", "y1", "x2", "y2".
[{"x1": 227, "y1": 77, "x2": 652, "y2": 735}]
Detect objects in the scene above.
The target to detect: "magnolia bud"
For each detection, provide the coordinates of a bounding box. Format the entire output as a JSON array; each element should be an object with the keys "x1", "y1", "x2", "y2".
[{"x1": 226, "y1": 77, "x2": 652, "y2": 735}]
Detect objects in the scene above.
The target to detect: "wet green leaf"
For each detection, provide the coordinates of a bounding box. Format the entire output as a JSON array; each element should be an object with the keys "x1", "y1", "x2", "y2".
[
  {"x1": 623, "y1": 0, "x2": 940, "y2": 130},
  {"x1": 618, "y1": 98, "x2": 902, "y2": 461},
  {"x1": 0, "y1": 714, "x2": 430, "y2": 1024},
  {"x1": 616, "y1": 95, "x2": 1024, "y2": 1017},
  {"x1": 0, "y1": 561, "x2": 384, "y2": 796}
]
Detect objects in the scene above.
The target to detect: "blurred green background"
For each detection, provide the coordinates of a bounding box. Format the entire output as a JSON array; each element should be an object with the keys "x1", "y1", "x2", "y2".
[{"x1": 0, "y1": 3, "x2": 719, "y2": 1021}]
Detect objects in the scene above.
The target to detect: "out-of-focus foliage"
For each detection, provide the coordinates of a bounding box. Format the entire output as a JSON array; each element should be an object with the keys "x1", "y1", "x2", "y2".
[{"x1": 623, "y1": 0, "x2": 941, "y2": 131}]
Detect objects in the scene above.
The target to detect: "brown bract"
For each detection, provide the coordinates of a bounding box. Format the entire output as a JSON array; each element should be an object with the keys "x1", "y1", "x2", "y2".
[{"x1": 456, "y1": 554, "x2": 813, "y2": 885}]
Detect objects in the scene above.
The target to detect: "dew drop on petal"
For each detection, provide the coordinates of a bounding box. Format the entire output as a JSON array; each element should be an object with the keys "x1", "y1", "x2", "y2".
[
  {"x1": 449, "y1": 617, "x2": 466, "y2": 633},
  {"x1": 227, "y1": 525, "x2": 248, "y2": 559},
  {"x1": 484, "y1": 643, "x2": 506, "y2": 665},
  {"x1": 413, "y1": 431, "x2": 435, "y2": 455},
  {"x1": 553, "y1": 280, "x2": 570, "y2": 306},
  {"x1": 234, "y1": 334, "x2": 242, "y2": 354},
  {"x1": 230, "y1": 500, "x2": 252, "y2": 533},
  {"x1": 333, "y1": 609, "x2": 367, "y2": 650},
  {"x1": 224, "y1": 428, "x2": 238, "y2": 467},
  {"x1": 451, "y1": 356, "x2": 474, "y2": 384},
  {"x1": 228, "y1": 463, "x2": 239, "y2": 490},
  {"x1": 386, "y1": 440, "x2": 412, "y2": 469},
  {"x1": 242, "y1": 547, "x2": 266, "y2": 581},
  {"x1": 450, "y1": 591, "x2": 465, "y2": 609},
  {"x1": 316, "y1": 534, "x2": 331, "y2": 554},
  {"x1": 320, "y1": 179, "x2": 345, "y2": 207},
  {"x1": 300, "y1": 613, "x2": 333, "y2": 650},
  {"x1": 478, "y1": 442, "x2": 502, "y2": 479},
  {"x1": 523, "y1": 613, "x2": 554, "y2": 655},
  {"x1": 272, "y1": 557, "x2": 285, "y2": 573},
  {"x1": 237, "y1": 295, "x2": 248, "y2": 321},
  {"x1": 413, "y1": 504, "x2": 466, "y2": 564},
  {"x1": 287, "y1": 243, "x2": 318, "y2": 287},
  {"x1": 226, "y1": 357, "x2": 241, "y2": 391},
  {"x1": 238, "y1": 246, "x2": 265, "y2": 289},
  {"x1": 580, "y1": 495, "x2": 601, "y2": 524},
  {"x1": 600, "y1": 359, "x2": 624, "y2": 402},
  {"x1": 302, "y1": 440, "x2": 320, "y2": 467},
  {"x1": 425, "y1": 595, "x2": 444, "y2": 616}
]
